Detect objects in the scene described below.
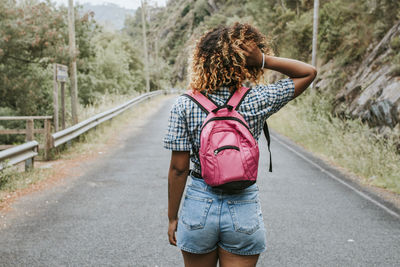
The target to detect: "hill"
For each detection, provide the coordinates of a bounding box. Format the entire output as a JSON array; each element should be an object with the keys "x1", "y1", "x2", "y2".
[{"x1": 82, "y1": 3, "x2": 135, "y2": 30}]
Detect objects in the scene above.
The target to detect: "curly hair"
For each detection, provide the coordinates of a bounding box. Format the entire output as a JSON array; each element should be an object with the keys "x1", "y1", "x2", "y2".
[{"x1": 189, "y1": 22, "x2": 273, "y2": 94}]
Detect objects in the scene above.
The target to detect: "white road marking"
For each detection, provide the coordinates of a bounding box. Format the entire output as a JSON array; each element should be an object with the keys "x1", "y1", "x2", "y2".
[{"x1": 272, "y1": 135, "x2": 400, "y2": 220}]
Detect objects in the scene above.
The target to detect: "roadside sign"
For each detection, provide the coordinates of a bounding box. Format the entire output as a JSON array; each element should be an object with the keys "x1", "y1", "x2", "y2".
[
  {"x1": 56, "y1": 64, "x2": 68, "y2": 82},
  {"x1": 53, "y1": 63, "x2": 69, "y2": 132}
]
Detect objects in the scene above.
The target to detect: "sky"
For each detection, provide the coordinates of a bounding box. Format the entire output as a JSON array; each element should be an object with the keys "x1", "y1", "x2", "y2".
[{"x1": 52, "y1": 0, "x2": 167, "y2": 10}]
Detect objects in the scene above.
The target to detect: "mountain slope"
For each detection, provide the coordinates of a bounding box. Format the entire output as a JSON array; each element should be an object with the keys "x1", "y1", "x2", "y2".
[
  {"x1": 82, "y1": 3, "x2": 135, "y2": 30},
  {"x1": 125, "y1": 0, "x2": 400, "y2": 130}
]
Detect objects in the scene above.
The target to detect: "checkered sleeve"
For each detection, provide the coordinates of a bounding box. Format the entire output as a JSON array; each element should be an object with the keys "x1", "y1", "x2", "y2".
[
  {"x1": 254, "y1": 78, "x2": 295, "y2": 118},
  {"x1": 163, "y1": 98, "x2": 191, "y2": 151}
]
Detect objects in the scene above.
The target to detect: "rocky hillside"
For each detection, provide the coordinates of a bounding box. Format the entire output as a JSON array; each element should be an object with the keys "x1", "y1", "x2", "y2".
[{"x1": 331, "y1": 21, "x2": 400, "y2": 133}]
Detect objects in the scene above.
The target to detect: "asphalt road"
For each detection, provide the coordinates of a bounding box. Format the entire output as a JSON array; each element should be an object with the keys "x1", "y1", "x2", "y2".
[{"x1": 0, "y1": 96, "x2": 399, "y2": 266}]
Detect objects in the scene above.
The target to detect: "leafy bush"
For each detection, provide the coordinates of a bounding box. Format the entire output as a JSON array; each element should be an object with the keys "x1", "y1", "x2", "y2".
[
  {"x1": 193, "y1": 0, "x2": 211, "y2": 27},
  {"x1": 0, "y1": 1, "x2": 68, "y2": 116},
  {"x1": 390, "y1": 36, "x2": 400, "y2": 51},
  {"x1": 283, "y1": 12, "x2": 313, "y2": 61},
  {"x1": 0, "y1": 0, "x2": 146, "y2": 117},
  {"x1": 181, "y1": 4, "x2": 191, "y2": 17}
]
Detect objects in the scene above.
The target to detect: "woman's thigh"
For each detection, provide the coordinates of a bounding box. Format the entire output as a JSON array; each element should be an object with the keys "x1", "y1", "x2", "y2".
[
  {"x1": 218, "y1": 247, "x2": 259, "y2": 267},
  {"x1": 181, "y1": 249, "x2": 218, "y2": 267}
]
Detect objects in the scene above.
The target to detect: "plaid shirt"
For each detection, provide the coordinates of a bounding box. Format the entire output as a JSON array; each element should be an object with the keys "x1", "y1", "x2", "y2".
[{"x1": 163, "y1": 78, "x2": 295, "y2": 174}]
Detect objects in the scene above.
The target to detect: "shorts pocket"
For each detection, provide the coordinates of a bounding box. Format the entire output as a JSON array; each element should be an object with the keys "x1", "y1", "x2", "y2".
[
  {"x1": 227, "y1": 199, "x2": 260, "y2": 235},
  {"x1": 181, "y1": 195, "x2": 213, "y2": 230}
]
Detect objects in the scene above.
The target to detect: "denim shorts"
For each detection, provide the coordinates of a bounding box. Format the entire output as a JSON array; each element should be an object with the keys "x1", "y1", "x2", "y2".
[{"x1": 177, "y1": 177, "x2": 267, "y2": 255}]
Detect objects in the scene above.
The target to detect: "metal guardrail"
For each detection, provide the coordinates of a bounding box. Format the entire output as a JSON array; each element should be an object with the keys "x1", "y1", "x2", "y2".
[
  {"x1": 0, "y1": 141, "x2": 39, "y2": 171},
  {"x1": 52, "y1": 90, "x2": 162, "y2": 148},
  {"x1": 0, "y1": 91, "x2": 162, "y2": 172}
]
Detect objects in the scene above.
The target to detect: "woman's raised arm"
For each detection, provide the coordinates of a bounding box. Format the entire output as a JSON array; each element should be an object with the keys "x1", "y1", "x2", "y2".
[
  {"x1": 238, "y1": 42, "x2": 317, "y2": 98},
  {"x1": 263, "y1": 55, "x2": 317, "y2": 98}
]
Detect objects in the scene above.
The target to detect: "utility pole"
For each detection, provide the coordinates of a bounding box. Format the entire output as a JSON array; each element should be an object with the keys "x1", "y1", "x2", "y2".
[
  {"x1": 141, "y1": 0, "x2": 150, "y2": 92},
  {"x1": 68, "y1": 0, "x2": 79, "y2": 124},
  {"x1": 311, "y1": 0, "x2": 319, "y2": 89},
  {"x1": 155, "y1": 38, "x2": 159, "y2": 90}
]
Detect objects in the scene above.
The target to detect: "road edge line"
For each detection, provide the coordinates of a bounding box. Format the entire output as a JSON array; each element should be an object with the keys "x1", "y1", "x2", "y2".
[{"x1": 271, "y1": 132, "x2": 400, "y2": 220}]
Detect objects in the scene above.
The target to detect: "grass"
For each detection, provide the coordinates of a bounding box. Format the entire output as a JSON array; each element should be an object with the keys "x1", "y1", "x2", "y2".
[
  {"x1": 78, "y1": 91, "x2": 141, "y2": 121},
  {"x1": 0, "y1": 93, "x2": 168, "y2": 201},
  {"x1": 268, "y1": 90, "x2": 400, "y2": 194},
  {"x1": 0, "y1": 166, "x2": 51, "y2": 196},
  {"x1": 54, "y1": 93, "x2": 168, "y2": 160},
  {"x1": 57, "y1": 91, "x2": 141, "y2": 130}
]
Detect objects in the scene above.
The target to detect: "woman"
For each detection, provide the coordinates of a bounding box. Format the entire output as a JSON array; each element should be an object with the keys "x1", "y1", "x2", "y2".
[{"x1": 164, "y1": 22, "x2": 317, "y2": 267}]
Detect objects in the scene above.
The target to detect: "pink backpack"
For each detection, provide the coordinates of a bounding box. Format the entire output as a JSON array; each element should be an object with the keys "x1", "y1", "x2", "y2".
[{"x1": 184, "y1": 87, "x2": 272, "y2": 190}]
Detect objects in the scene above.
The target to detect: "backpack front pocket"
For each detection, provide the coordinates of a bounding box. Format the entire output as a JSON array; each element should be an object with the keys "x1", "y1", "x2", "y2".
[
  {"x1": 215, "y1": 145, "x2": 245, "y2": 182},
  {"x1": 181, "y1": 195, "x2": 213, "y2": 230}
]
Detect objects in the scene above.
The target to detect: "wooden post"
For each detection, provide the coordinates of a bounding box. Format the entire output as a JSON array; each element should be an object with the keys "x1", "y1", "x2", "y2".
[
  {"x1": 68, "y1": 0, "x2": 79, "y2": 124},
  {"x1": 44, "y1": 119, "x2": 52, "y2": 160},
  {"x1": 61, "y1": 82, "x2": 66, "y2": 130},
  {"x1": 53, "y1": 64, "x2": 59, "y2": 132},
  {"x1": 26, "y1": 119, "x2": 34, "y2": 141}
]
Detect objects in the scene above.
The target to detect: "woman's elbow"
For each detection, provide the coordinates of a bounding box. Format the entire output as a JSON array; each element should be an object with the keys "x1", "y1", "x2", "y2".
[
  {"x1": 303, "y1": 64, "x2": 317, "y2": 83},
  {"x1": 170, "y1": 164, "x2": 189, "y2": 177},
  {"x1": 306, "y1": 66, "x2": 317, "y2": 85},
  {"x1": 309, "y1": 66, "x2": 317, "y2": 80}
]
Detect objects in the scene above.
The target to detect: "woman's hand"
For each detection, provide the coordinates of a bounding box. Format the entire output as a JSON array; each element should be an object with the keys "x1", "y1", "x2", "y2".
[
  {"x1": 234, "y1": 42, "x2": 264, "y2": 68},
  {"x1": 168, "y1": 219, "x2": 178, "y2": 246},
  {"x1": 235, "y1": 41, "x2": 317, "y2": 98}
]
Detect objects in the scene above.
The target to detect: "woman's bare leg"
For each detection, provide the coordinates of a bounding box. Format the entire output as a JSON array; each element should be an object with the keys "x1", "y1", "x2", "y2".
[
  {"x1": 181, "y1": 249, "x2": 218, "y2": 267},
  {"x1": 218, "y1": 247, "x2": 259, "y2": 267}
]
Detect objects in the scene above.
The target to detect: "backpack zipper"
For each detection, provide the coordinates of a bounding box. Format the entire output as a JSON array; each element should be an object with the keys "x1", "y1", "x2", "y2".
[
  {"x1": 201, "y1": 116, "x2": 250, "y2": 131},
  {"x1": 214, "y1": 145, "x2": 240, "y2": 155}
]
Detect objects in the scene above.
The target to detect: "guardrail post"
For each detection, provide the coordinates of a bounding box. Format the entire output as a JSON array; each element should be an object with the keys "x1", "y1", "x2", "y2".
[
  {"x1": 44, "y1": 119, "x2": 52, "y2": 160},
  {"x1": 26, "y1": 119, "x2": 34, "y2": 141},
  {"x1": 25, "y1": 158, "x2": 33, "y2": 172}
]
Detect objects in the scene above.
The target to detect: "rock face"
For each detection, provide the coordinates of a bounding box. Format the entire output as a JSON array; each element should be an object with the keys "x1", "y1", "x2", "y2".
[{"x1": 333, "y1": 21, "x2": 400, "y2": 129}]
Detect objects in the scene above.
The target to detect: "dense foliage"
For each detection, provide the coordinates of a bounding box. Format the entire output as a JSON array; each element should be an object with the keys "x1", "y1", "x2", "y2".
[
  {"x1": 0, "y1": 0, "x2": 145, "y2": 119},
  {"x1": 1, "y1": 0, "x2": 399, "y2": 143},
  {"x1": 124, "y1": 0, "x2": 400, "y2": 88},
  {"x1": 2, "y1": 0, "x2": 399, "y2": 117}
]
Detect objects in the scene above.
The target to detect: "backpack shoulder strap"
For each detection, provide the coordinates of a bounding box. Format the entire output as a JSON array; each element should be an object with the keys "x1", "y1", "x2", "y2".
[
  {"x1": 226, "y1": 86, "x2": 273, "y2": 172},
  {"x1": 263, "y1": 121, "x2": 273, "y2": 172},
  {"x1": 226, "y1": 87, "x2": 251, "y2": 110},
  {"x1": 182, "y1": 90, "x2": 218, "y2": 115}
]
